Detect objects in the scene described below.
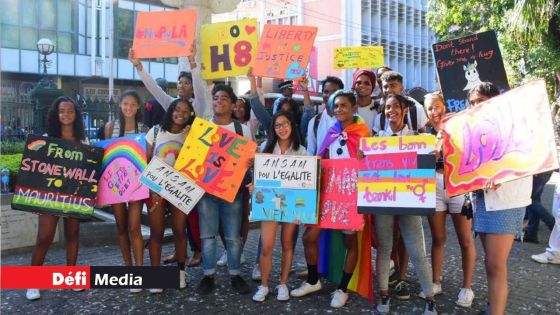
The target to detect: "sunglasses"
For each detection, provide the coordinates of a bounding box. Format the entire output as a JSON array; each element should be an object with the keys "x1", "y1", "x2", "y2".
[{"x1": 336, "y1": 139, "x2": 347, "y2": 155}]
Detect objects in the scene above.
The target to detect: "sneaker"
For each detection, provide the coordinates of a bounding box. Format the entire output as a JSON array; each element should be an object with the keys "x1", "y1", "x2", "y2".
[
  {"x1": 388, "y1": 273, "x2": 400, "y2": 286},
  {"x1": 330, "y1": 289, "x2": 349, "y2": 308},
  {"x1": 276, "y1": 284, "x2": 289, "y2": 301},
  {"x1": 231, "y1": 275, "x2": 250, "y2": 294},
  {"x1": 196, "y1": 276, "x2": 215, "y2": 295},
  {"x1": 252, "y1": 285, "x2": 269, "y2": 302},
  {"x1": 72, "y1": 288, "x2": 85, "y2": 292},
  {"x1": 531, "y1": 252, "x2": 560, "y2": 264},
  {"x1": 251, "y1": 264, "x2": 262, "y2": 281},
  {"x1": 290, "y1": 280, "x2": 322, "y2": 297},
  {"x1": 393, "y1": 280, "x2": 410, "y2": 300},
  {"x1": 418, "y1": 283, "x2": 442, "y2": 299},
  {"x1": 240, "y1": 253, "x2": 246, "y2": 265},
  {"x1": 217, "y1": 250, "x2": 228, "y2": 266},
  {"x1": 26, "y1": 289, "x2": 40, "y2": 300},
  {"x1": 129, "y1": 288, "x2": 143, "y2": 293},
  {"x1": 148, "y1": 288, "x2": 163, "y2": 294},
  {"x1": 179, "y1": 270, "x2": 187, "y2": 289},
  {"x1": 423, "y1": 299, "x2": 438, "y2": 315},
  {"x1": 376, "y1": 296, "x2": 390, "y2": 314},
  {"x1": 456, "y1": 288, "x2": 474, "y2": 308}
]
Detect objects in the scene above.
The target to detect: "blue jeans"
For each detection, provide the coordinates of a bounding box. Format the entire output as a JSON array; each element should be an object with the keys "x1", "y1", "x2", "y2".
[
  {"x1": 526, "y1": 171, "x2": 555, "y2": 238},
  {"x1": 198, "y1": 193, "x2": 243, "y2": 276}
]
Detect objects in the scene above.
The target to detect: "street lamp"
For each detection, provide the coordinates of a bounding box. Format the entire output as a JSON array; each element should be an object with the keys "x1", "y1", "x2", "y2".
[{"x1": 37, "y1": 38, "x2": 55, "y2": 74}]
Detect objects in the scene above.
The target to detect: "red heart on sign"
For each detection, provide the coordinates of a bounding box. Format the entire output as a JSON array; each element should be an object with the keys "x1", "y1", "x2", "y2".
[{"x1": 245, "y1": 25, "x2": 256, "y2": 35}]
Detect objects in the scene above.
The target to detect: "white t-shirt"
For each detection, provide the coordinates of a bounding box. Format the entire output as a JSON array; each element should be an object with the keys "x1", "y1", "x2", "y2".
[
  {"x1": 372, "y1": 96, "x2": 428, "y2": 133},
  {"x1": 357, "y1": 99, "x2": 377, "y2": 131},
  {"x1": 377, "y1": 124, "x2": 415, "y2": 137},
  {"x1": 145, "y1": 126, "x2": 186, "y2": 166},
  {"x1": 306, "y1": 111, "x2": 337, "y2": 155},
  {"x1": 218, "y1": 121, "x2": 254, "y2": 141}
]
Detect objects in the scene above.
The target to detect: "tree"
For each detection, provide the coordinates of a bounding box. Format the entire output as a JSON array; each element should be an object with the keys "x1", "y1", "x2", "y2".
[{"x1": 427, "y1": 0, "x2": 560, "y2": 99}]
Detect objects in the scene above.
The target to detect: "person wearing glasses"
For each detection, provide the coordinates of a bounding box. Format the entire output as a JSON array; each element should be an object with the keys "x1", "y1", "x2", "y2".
[
  {"x1": 374, "y1": 94, "x2": 437, "y2": 315},
  {"x1": 291, "y1": 90, "x2": 371, "y2": 308}
]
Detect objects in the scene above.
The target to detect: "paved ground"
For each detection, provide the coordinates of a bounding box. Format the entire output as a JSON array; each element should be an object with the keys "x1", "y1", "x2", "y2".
[{"x1": 2, "y1": 214, "x2": 560, "y2": 315}]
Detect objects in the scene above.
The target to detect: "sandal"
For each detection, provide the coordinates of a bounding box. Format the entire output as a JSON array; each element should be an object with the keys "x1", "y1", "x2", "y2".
[
  {"x1": 163, "y1": 252, "x2": 177, "y2": 264},
  {"x1": 187, "y1": 253, "x2": 202, "y2": 267}
]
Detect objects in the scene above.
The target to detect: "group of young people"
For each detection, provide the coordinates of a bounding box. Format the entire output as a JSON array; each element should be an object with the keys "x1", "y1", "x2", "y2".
[{"x1": 24, "y1": 47, "x2": 543, "y2": 315}]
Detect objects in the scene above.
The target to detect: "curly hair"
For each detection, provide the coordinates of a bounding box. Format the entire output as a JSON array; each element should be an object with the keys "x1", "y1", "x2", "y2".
[
  {"x1": 46, "y1": 96, "x2": 85, "y2": 141},
  {"x1": 160, "y1": 98, "x2": 195, "y2": 132}
]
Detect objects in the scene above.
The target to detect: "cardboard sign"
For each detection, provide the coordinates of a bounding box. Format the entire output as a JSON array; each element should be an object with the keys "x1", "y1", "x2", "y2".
[
  {"x1": 250, "y1": 154, "x2": 319, "y2": 224},
  {"x1": 11, "y1": 135, "x2": 103, "y2": 219},
  {"x1": 140, "y1": 157, "x2": 204, "y2": 215},
  {"x1": 132, "y1": 9, "x2": 197, "y2": 59},
  {"x1": 314, "y1": 159, "x2": 364, "y2": 230},
  {"x1": 442, "y1": 80, "x2": 559, "y2": 196},
  {"x1": 201, "y1": 19, "x2": 258, "y2": 79},
  {"x1": 174, "y1": 118, "x2": 257, "y2": 202},
  {"x1": 334, "y1": 46, "x2": 384, "y2": 69},
  {"x1": 253, "y1": 24, "x2": 318, "y2": 79},
  {"x1": 94, "y1": 134, "x2": 149, "y2": 205},
  {"x1": 432, "y1": 30, "x2": 509, "y2": 112},
  {"x1": 358, "y1": 135, "x2": 436, "y2": 215}
]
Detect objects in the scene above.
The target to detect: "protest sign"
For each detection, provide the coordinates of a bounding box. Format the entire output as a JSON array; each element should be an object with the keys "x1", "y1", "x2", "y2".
[
  {"x1": 313, "y1": 158, "x2": 363, "y2": 230},
  {"x1": 250, "y1": 154, "x2": 319, "y2": 224},
  {"x1": 253, "y1": 24, "x2": 317, "y2": 79},
  {"x1": 334, "y1": 46, "x2": 384, "y2": 69},
  {"x1": 358, "y1": 135, "x2": 436, "y2": 215},
  {"x1": 201, "y1": 19, "x2": 258, "y2": 79},
  {"x1": 442, "y1": 80, "x2": 559, "y2": 196},
  {"x1": 432, "y1": 30, "x2": 509, "y2": 112},
  {"x1": 174, "y1": 118, "x2": 257, "y2": 202},
  {"x1": 132, "y1": 9, "x2": 197, "y2": 59},
  {"x1": 11, "y1": 135, "x2": 103, "y2": 219},
  {"x1": 140, "y1": 157, "x2": 204, "y2": 215},
  {"x1": 94, "y1": 134, "x2": 149, "y2": 205}
]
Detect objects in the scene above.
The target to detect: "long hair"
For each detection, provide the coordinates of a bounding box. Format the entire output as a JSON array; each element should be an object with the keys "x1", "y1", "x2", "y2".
[
  {"x1": 383, "y1": 93, "x2": 409, "y2": 126},
  {"x1": 232, "y1": 97, "x2": 251, "y2": 122},
  {"x1": 46, "y1": 96, "x2": 85, "y2": 141},
  {"x1": 160, "y1": 98, "x2": 195, "y2": 132},
  {"x1": 117, "y1": 90, "x2": 143, "y2": 136},
  {"x1": 263, "y1": 110, "x2": 301, "y2": 154},
  {"x1": 277, "y1": 97, "x2": 301, "y2": 124}
]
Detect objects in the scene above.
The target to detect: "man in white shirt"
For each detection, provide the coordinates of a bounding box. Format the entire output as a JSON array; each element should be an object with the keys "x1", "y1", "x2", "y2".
[{"x1": 352, "y1": 69, "x2": 379, "y2": 131}]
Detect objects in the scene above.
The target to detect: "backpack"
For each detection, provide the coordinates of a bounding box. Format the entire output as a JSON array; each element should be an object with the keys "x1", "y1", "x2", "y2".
[
  {"x1": 233, "y1": 120, "x2": 252, "y2": 187},
  {"x1": 379, "y1": 98, "x2": 418, "y2": 132},
  {"x1": 313, "y1": 112, "x2": 323, "y2": 138}
]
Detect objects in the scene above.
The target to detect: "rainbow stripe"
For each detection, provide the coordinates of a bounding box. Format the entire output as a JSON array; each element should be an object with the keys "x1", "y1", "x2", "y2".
[
  {"x1": 12, "y1": 186, "x2": 93, "y2": 215},
  {"x1": 27, "y1": 139, "x2": 46, "y2": 151},
  {"x1": 155, "y1": 140, "x2": 182, "y2": 163},
  {"x1": 101, "y1": 139, "x2": 147, "y2": 171},
  {"x1": 318, "y1": 215, "x2": 374, "y2": 303}
]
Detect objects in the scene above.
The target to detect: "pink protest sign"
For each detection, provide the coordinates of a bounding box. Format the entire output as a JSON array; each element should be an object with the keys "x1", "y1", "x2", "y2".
[
  {"x1": 253, "y1": 24, "x2": 318, "y2": 79},
  {"x1": 94, "y1": 134, "x2": 149, "y2": 205},
  {"x1": 312, "y1": 159, "x2": 363, "y2": 231},
  {"x1": 442, "y1": 80, "x2": 559, "y2": 196}
]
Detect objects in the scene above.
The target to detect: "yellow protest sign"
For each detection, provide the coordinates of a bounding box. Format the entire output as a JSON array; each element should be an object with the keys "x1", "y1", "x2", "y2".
[
  {"x1": 334, "y1": 46, "x2": 384, "y2": 69},
  {"x1": 201, "y1": 19, "x2": 259, "y2": 80}
]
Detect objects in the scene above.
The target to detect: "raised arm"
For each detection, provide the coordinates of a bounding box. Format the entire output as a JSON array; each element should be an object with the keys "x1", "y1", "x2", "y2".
[
  {"x1": 189, "y1": 42, "x2": 213, "y2": 120},
  {"x1": 129, "y1": 49, "x2": 174, "y2": 111}
]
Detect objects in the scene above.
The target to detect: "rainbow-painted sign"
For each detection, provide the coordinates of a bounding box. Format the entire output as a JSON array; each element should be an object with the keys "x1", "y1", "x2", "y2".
[
  {"x1": 11, "y1": 135, "x2": 103, "y2": 219},
  {"x1": 442, "y1": 80, "x2": 559, "y2": 196},
  {"x1": 95, "y1": 134, "x2": 149, "y2": 205},
  {"x1": 358, "y1": 135, "x2": 436, "y2": 215},
  {"x1": 174, "y1": 118, "x2": 257, "y2": 202}
]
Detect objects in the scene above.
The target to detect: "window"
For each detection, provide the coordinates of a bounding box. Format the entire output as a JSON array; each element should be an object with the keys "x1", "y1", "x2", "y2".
[{"x1": 115, "y1": 7, "x2": 134, "y2": 58}]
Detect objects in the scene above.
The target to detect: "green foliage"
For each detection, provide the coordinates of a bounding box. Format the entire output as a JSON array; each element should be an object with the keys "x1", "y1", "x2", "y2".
[
  {"x1": 0, "y1": 141, "x2": 25, "y2": 155},
  {"x1": 427, "y1": 0, "x2": 560, "y2": 99},
  {"x1": 0, "y1": 153, "x2": 22, "y2": 191}
]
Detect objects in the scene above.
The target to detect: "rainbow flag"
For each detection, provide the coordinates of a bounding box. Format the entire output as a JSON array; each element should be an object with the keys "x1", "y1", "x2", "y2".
[{"x1": 318, "y1": 215, "x2": 374, "y2": 303}]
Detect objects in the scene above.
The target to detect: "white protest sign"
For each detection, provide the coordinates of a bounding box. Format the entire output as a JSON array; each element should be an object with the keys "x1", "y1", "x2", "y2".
[
  {"x1": 253, "y1": 154, "x2": 318, "y2": 189},
  {"x1": 140, "y1": 157, "x2": 205, "y2": 215}
]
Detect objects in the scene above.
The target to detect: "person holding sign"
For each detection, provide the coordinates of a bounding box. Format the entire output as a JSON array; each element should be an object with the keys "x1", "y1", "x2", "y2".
[
  {"x1": 145, "y1": 99, "x2": 195, "y2": 293},
  {"x1": 104, "y1": 91, "x2": 148, "y2": 291},
  {"x1": 26, "y1": 97, "x2": 87, "y2": 301},
  {"x1": 129, "y1": 46, "x2": 213, "y2": 121},
  {"x1": 373, "y1": 94, "x2": 437, "y2": 315},
  {"x1": 250, "y1": 111, "x2": 307, "y2": 302},
  {"x1": 195, "y1": 85, "x2": 253, "y2": 296},
  {"x1": 420, "y1": 92, "x2": 476, "y2": 307},
  {"x1": 291, "y1": 90, "x2": 371, "y2": 308},
  {"x1": 465, "y1": 82, "x2": 532, "y2": 315}
]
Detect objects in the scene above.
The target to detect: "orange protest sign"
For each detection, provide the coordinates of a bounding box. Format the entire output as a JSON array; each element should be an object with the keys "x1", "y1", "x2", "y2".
[
  {"x1": 132, "y1": 9, "x2": 197, "y2": 59},
  {"x1": 253, "y1": 24, "x2": 318, "y2": 79}
]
